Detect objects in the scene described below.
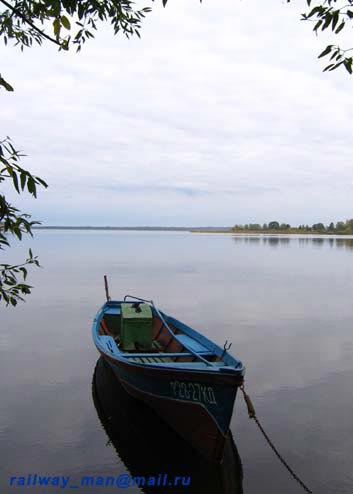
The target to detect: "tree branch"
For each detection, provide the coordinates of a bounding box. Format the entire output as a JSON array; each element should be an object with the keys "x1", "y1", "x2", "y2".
[{"x1": 0, "y1": 0, "x2": 61, "y2": 47}]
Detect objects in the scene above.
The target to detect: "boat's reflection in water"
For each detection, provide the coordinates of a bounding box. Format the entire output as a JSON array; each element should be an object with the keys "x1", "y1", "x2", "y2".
[{"x1": 92, "y1": 357, "x2": 243, "y2": 494}]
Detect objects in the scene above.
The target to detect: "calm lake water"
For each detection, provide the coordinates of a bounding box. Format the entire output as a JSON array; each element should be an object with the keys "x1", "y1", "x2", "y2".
[{"x1": 1, "y1": 231, "x2": 353, "y2": 494}]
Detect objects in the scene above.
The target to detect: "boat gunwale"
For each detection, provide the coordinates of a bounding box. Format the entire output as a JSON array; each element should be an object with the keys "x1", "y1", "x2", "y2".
[{"x1": 92, "y1": 300, "x2": 245, "y2": 377}]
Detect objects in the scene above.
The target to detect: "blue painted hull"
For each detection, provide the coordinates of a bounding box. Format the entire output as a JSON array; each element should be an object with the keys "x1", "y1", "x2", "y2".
[{"x1": 92, "y1": 357, "x2": 244, "y2": 493}]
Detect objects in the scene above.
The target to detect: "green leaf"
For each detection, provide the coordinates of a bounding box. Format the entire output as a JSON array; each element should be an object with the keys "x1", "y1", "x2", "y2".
[
  {"x1": 307, "y1": 6, "x2": 323, "y2": 18},
  {"x1": 322, "y1": 13, "x2": 333, "y2": 31},
  {"x1": 344, "y1": 60, "x2": 352, "y2": 74},
  {"x1": 330, "y1": 50, "x2": 339, "y2": 61},
  {"x1": 19, "y1": 267, "x2": 27, "y2": 280},
  {"x1": 0, "y1": 75, "x2": 14, "y2": 92},
  {"x1": 61, "y1": 15, "x2": 71, "y2": 30},
  {"x1": 313, "y1": 20, "x2": 323, "y2": 31},
  {"x1": 12, "y1": 171, "x2": 20, "y2": 193},
  {"x1": 27, "y1": 177, "x2": 36, "y2": 197},
  {"x1": 78, "y1": 3, "x2": 84, "y2": 20},
  {"x1": 329, "y1": 61, "x2": 344, "y2": 71},
  {"x1": 20, "y1": 171, "x2": 26, "y2": 190},
  {"x1": 53, "y1": 18, "x2": 61, "y2": 38},
  {"x1": 318, "y1": 45, "x2": 332, "y2": 58},
  {"x1": 323, "y1": 63, "x2": 335, "y2": 72},
  {"x1": 335, "y1": 21, "x2": 345, "y2": 34},
  {"x1": 35, "y1": 177, "x2": 48, "y2": 188},
  {"x1": 331, "y1": 11, "x2": 339, "y2": 31}
]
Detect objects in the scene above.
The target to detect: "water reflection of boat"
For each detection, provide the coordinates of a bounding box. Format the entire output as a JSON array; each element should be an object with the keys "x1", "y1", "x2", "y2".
[{"x1": 92, "y1": 357, "x2": 243, "y2": 494}]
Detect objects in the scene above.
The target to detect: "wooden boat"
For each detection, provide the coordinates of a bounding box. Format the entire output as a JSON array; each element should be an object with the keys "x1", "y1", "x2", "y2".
[
  {"x1": 92, "y1": 294, "x2": 245, "y2": 463},
  {"x1": 92, "y1": 356, "x2": 244, "y2": 494}
]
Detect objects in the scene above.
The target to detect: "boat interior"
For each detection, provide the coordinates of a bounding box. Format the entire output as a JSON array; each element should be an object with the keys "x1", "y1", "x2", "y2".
[{"x1": 98, "y1": 300, "x2": 227, "y2": 367}]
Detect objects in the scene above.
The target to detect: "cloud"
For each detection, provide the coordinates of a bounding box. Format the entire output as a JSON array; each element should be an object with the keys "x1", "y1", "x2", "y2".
[{"x1": 1, "y1": 0, "x2": 353, "y2": 225}]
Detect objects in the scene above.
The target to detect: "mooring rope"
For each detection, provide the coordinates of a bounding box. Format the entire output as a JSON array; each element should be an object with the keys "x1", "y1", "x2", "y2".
[{"x1": 240, "y1": 384, "x2": 313, "y2": 494}]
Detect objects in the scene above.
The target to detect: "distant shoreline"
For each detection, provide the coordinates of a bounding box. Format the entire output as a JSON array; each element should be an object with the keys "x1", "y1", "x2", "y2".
[
  {"x1": 190, "y1": 229, "x2": 353, "y2": 235},
  {"x1": 33, "y1": 225, "x2": 221, "y2": 232},
  {"x1": 32, "y1": 226, "x2": 353, "y2": 235}
]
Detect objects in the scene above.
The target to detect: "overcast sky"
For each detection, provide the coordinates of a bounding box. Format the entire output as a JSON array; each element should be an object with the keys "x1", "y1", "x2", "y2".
[{"x1": 1, "y1": 0, "x2": 353, "y2": 226}]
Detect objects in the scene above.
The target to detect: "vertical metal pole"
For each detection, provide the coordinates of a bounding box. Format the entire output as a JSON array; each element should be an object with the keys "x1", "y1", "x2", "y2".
[{"x1": 104, "y1": 275, "x2": 111, "y2": 301}]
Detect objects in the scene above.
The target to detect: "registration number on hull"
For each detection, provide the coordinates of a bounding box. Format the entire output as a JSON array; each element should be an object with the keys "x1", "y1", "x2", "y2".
[{"x1": 170, "y1": 380, "x2": 217, "y2": 405}]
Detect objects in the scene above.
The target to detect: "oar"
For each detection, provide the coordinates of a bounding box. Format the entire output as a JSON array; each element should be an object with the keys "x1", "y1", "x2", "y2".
[{"x1": 104, "y1": 275, "x2": 111, "y2": 301}]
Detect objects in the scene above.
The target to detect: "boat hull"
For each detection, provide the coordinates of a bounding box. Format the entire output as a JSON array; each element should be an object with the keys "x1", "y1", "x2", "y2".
[
  {"x1": 93, "y1": 357, "x2": 244, "y2": 493},
  {"x1": 100, "y1": 351, "x2": 242, "y2": 463}
]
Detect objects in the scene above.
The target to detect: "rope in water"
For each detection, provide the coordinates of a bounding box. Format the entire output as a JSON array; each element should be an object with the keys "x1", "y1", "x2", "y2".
[{"x1": 240, "y1": 384, "x2": 313, "y2": 494}]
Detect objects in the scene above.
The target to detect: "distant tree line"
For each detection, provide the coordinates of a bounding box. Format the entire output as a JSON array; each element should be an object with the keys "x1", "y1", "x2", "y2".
[{"x1": 232, "y1": 219, "x2": 353, "y2": 234}]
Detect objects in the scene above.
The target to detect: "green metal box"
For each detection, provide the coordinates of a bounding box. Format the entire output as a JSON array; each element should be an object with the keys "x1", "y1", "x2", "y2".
[{"x1": 121, "y1": 303, "x2": 152, "y2": 351}]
